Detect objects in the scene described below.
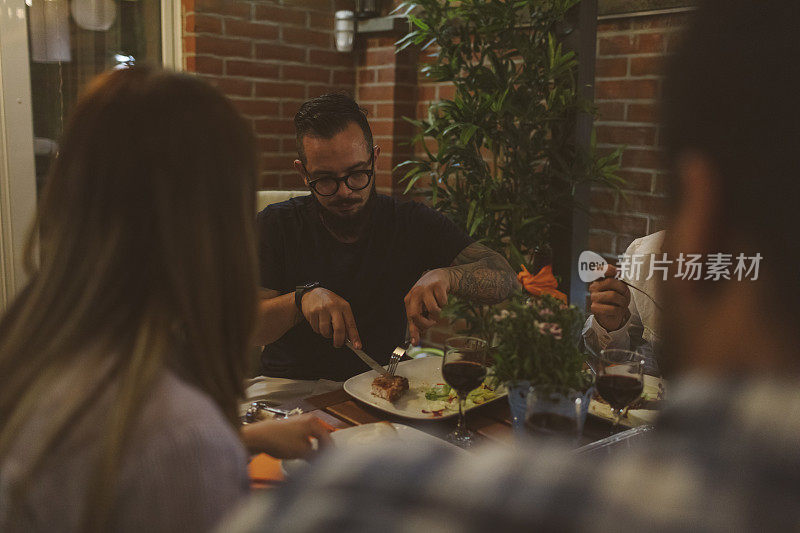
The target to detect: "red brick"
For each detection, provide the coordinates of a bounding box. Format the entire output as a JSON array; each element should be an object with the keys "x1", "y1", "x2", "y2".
[
  {"x1": 307, "y1": 84, "x2": 334, "y2": 98},
  {"x1": 596, "y1": 57, "x2": 627, "y2": 78},
  {"x1": 365, "y1": 47, "x2": 396, "y2": 67},
  {"x1": 370, "y1": 120, "x2": 395, "y2": 136},
  {"x1": 332, "y1": 70, "x2": 356, "y2": 86},
  {"x1": 201, "y1": 75, "x2": 252, "y2": 97},
  {"x1": 620, "y1": 192, "x2": 669, "y2": 214},
  {"x1": 598, "y1": 33, "x2": 665, "y2": 55},
  {"x1": 224, "y1": 20, "x2": 278, "y2": 41},
  {"x1": 182, "y1": 35, "x2": 197, "y2": 57},
  {"x1": 225, "y1": 60, "x2": 279, "y2": 79},
  {"x1": 282, "y1": 64, "x2": 331, "y2": 83},
  {"x1": 597, "y1": 101, "x2": 625, "y2": 121},
  {"x1": 417, "y1": 84, "x2": 436, "y2": 102},
  {"x1": 653, "y1": 173, "x2": 674, "y2": 194},
  {"x1": 195, "y1": 35, "x2": 251, "y2": 58},
  {"x1": 627, "y1": 103, "x2": 659, "y2": 123},
  {"x1": 591, "y1": 189, "x2": 617, "y2": 210},
  {"x1": 616, "y1": 170, "x2": 653, "y2": 192},
  {"x1": 665, "y1": 32, "x2": 684, "y2": 53},
  {"x1": 630, "y1": 13, "x2": 692, "y2": 30},
  {"x1": 438, "y1": 84, "x2": 456, "y2": 100},
  {"x1": 259, "y1": 173, "x2": 283, "y2": 189},
  {"x1": 280, "y1": 173, "x2": 304, "y2": 188},
  {"x1": 185, "y1": 55, "x2": 224, "y2": 75},
  {"x1": 374, "y1": 103, "x2": 395, "y2": 119},
  {"x1": 255, "y1": 43, "x2": 305, "y2": 62},
  {"x1": 195, "y1": 0, "x2": 250, "y2": 18},
  {"x1": 281, "y1": 137, "x2": 299, "y2": 151},
  {"x1": 309, "y1": 49, "x2": 355, "y2": 68},
  {"x1": 596, "y1": 79, "x2": 658, "y2": 100},
  {"x1": 233, "y1": 99, "x2": 280, "y2": 117},
  {"x1": 257, "y1": 137, "x2": 282, "y2": 152},
  {"x1": 588, "y1": 231, "x2": 615, "y2": 255},
  {"x1": 597, "y1": 20, "x2": 630, "y2": 32},
  {"x1": 597, "y1": 125, "x2": 656, "y2": 146},
  {"x1": 280, "y1": 101, "x2": 302, "y2": 118},
  {"x1": 376, "y1": 68, "x2": 398, "y2": 83},
  {"x1": 186, "y1": 14, "x2": 222, "y2": 34},
  {"x1": 255, "y1": 81, "x2": 306, "y2": 98},
  {"x1": 308, "y1": 12, "x2": 333, "y2": 29},
  {"x1": 358, "y1": 85, "x2": 394, "y2": 102},
  {"x1": 591, "y1": 212, "x2": 648, "y2": 235},
  {"x1": 262, "y1": 154, "x2": 294, "y2": 170},
  {"x1": 616, "y1": 235, "x2": 638, "y2": 255},
  {"x1": 358, "y1": 69, "x2": 376, "y2": 84},
  {"x1": 282, "y1": 28, "x2": 330, "y2": 48},
  {"x1": 254, "y1": 118, "x2": 296, "y2": 135},
  {"x1": 621, "y1": 148, "x2": 665, "y2": 170},
  {"x1": 630, "y1": 56, "x2": 664, "y2": 77},
  {"x1": 254, "y1": 6, "x2": 306, "y2": 25}
]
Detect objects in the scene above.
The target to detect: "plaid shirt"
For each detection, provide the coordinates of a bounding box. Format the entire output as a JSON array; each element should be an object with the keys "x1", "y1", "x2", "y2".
[{"x1": 224, "y1": 376, "x2": 800, "y2": 532}]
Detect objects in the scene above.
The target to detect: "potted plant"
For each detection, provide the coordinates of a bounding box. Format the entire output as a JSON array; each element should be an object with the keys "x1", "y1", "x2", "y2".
[
  {"x1": 395, "y1": 0, "x2": 622, "y2": 333},
  {"x1": 487, "y1": 264, "x2": 593, "y2": 436}
]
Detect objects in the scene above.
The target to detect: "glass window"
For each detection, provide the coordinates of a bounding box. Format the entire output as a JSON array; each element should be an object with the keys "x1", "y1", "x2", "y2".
[{"x1": 27, "y1": 0, "x2": 163, "y2": 188}]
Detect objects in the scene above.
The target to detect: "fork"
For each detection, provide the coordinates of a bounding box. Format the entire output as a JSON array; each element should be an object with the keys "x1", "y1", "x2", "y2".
[{"x1": 388, "y1": 344, "x2": 408, "y2": 375}]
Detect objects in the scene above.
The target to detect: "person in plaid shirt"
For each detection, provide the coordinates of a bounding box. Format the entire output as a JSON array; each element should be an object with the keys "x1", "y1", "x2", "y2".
[{"x1": 223, "y1": 0, "x2": 800, "y2": 530}]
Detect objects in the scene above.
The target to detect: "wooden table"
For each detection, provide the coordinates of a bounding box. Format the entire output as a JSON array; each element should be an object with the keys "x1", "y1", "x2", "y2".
[{"x1": 279, "y1": 387, "x2": 620, "y2": 446}]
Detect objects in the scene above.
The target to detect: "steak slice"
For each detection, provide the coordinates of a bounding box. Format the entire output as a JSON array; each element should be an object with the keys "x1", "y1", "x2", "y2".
[{"x1": 371, "y1": 374, "x2": 409, "y2": 403}]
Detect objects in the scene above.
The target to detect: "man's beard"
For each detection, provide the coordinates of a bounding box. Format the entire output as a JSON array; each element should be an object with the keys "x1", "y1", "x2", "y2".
[{"x1": 313, "y1": 186, "x2": 377, "y2": 241}]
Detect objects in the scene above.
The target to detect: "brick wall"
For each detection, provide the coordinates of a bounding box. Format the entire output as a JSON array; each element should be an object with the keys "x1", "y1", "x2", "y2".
[
  {"x1": 180, "y1": 2, "x2": 690, "y2": 258},
  {"x1": 182, "y1": 0, "x2": 356, "y2": 190},
  {"x1": 589, "y1": 11, "x2": 690, "y2": 259},
  {"x1": 355, "y1": 36, "x2": 417, "y2": 195}
]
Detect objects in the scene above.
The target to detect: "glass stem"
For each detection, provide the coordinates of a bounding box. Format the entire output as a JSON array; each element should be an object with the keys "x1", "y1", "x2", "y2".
[{"x1": 457, "y1": 394, "x2": 467, "y2": 435}]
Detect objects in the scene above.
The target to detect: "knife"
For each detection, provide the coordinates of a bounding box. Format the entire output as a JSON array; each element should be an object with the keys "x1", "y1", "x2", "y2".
[{"x1": 345, "y1": 340, "x2": 390, "y2": 376}]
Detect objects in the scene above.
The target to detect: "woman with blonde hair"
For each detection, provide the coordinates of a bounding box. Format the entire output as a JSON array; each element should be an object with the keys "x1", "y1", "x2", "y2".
[{"x1": 0, "y1": 67, "x2": 330, "y2": 532}]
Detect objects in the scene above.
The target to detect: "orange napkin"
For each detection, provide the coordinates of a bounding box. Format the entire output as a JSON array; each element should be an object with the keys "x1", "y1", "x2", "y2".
[
  {"x1": 517, "y1": 264, "x2": 568, "y2": 303},
  {"x1": 247, "y1": 419, "x2": 338, "y2": 488},
  {"x1": 248, "y1": 453, "x2": 284, "y2": 486}
]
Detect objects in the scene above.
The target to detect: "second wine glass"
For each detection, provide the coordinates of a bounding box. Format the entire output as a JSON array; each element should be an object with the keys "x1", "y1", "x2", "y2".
[
  {"x1": 442, "y1": 336, "x2": 488, "y2": 448},
  {"x1": 596, "y1": 349, "x2": 645, "y2": 430}
]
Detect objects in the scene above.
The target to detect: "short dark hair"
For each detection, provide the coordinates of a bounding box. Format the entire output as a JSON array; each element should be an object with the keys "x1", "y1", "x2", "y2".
[
  {"x1": 294, "y1": 92, "x2": 374, "y2": 164},
  {"x1": 662, "y1": 0, "x2": 800, "y2": 310}
]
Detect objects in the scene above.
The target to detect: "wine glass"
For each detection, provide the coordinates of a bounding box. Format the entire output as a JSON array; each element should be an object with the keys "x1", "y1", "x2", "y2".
[
  {"x1": 442, "y1": 336, "x2": 488, "y2": 448},
  {"x1": 596, "y1": 349, "x2": 645, "y2": 430}
]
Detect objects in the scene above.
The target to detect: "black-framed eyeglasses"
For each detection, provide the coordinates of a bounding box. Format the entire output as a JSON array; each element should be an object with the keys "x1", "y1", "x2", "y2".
[{"x1": 303, "y1": 152, "x2": 374, "y2": 197}]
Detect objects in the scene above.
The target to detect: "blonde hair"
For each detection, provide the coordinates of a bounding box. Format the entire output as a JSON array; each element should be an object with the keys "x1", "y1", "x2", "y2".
[{"x1": 0, "y1": 67, "x2": 257, "y2": 530}]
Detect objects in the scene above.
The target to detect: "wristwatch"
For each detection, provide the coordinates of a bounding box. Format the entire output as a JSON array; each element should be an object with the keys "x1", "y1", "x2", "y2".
[{"x1": 295, "y1": 281, "x2": 321, "y2": 313}]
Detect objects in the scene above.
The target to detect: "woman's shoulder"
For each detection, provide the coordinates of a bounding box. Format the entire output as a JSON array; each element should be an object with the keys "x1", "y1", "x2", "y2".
[{"x1": 132, "y1": 371, "x2": 245, "y2": 458}]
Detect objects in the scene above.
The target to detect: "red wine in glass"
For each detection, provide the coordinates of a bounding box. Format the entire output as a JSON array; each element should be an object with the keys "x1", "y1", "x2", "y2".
[
  {"x1": 596, "y1": 374, "x2": 644, "y2": 411},
  {"x1": 443, "y1": 336, "x2": 488, "y2": 448},
  {"x1": 442, "y1": 360, "x2": 487, "y2": 397},
  {"x1": 597, "y1": 349, "x2": 645, "y2": 430}
]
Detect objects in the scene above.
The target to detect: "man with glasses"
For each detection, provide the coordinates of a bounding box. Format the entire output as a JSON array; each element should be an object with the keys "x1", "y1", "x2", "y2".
[{"x1": 253, "y1": 93, "x2": 518, "y2": 383}]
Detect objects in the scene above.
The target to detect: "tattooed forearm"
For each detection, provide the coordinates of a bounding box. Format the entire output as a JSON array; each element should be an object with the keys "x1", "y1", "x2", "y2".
[{"x1": 444, "y1": 243, "x2": 521, "y2": 304}]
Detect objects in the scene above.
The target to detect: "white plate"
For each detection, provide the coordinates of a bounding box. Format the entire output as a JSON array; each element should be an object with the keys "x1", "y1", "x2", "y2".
[
  {"x1": 343, "y1": 356, "x2": 507, "y2": 420},
  {"x1": 282, "y1": 421, "x2": 464, "y2": 477}
]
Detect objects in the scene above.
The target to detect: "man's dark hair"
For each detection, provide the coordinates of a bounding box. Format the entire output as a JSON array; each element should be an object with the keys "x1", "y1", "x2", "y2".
[
  {"x1": 294, "y1": 93, "x2": 373, "y2": 165},
  {"x1": 662, "y1": 0, "x2": 800, "y2": 312}
]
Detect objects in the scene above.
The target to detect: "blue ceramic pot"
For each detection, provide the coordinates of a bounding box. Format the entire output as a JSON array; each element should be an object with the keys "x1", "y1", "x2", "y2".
[
  {"x1": 526, "y1": 387, "x2": 596, "y2": 443},
  {"x1": 507, "y1": 381, "x2": 532, "y2": 432}
]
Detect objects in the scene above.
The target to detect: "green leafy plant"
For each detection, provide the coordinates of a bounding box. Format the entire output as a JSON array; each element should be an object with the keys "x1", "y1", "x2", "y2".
[
  {"x1": 487, "y1": 292, "x2": 592, "y2": 394},
  {"x1": 395, "y1": 0, "x2": 623, "y2": 332}
]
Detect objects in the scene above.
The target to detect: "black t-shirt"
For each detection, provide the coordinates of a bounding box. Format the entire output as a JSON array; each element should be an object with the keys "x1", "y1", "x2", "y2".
[{"x1": 257, "y1": 194, "x2": 473, "y2": 381}]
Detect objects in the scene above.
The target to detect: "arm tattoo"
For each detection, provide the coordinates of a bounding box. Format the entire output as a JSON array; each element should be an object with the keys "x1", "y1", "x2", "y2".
[{"x1": 444, "y1": 243, "x2": 521, "y2": 304}]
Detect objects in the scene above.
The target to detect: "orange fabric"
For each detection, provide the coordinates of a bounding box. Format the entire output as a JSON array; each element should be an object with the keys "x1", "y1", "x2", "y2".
[
  {"x1": 517, "y1": 264, "x2": 568, "y2": 303},
  {"x1": 247, "y1": 419, "x2": 339, "y2": 486},
  {"x1": 248, "y1": 453, "x2": 284, "y2": 483}
]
